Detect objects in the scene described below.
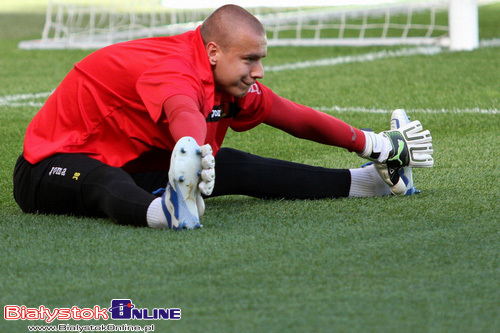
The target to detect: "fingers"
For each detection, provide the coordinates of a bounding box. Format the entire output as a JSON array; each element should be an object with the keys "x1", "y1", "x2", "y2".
[
  {"x1": 202, "y1": 154, "x2": 215, "y2": 169},
  {"x1": 199, "y1": 181, "x2": 214, "y2": 196},
  {"x1": 403, "y1": 121, "x2": 433, "y2": 144},
  {"x1": 401, "y1": 120, "x2": 434, "y2": 168},
  {"x1": 196, "y1": 192, "x2": 205, "y2": 217},
  {"x1": 198, "y1": 144, "x2": 215, "y2": 196},
  {"x1": 199, "y1": 144, "x2": 213, "y2": 158}
]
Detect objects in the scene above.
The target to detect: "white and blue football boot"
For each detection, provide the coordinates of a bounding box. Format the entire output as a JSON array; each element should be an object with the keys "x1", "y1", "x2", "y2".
[
  {"x1": 374, "y1": 109, "x2": 422, "y2": 195},
  {"x1": 161, "y1": 137, "x2": 204, "y2": 230}
]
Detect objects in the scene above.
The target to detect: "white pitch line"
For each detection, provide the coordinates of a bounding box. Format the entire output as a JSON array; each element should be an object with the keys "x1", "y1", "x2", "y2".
[
  {"x1": 0, "y1": 91, "x2": 52, "y2": 102},
  {"x1": 2, "y1": 102, "x2": 45, "y2": 107},
  {"x1": 264, "y1": 38, "x2": 500, "y2": 73},
  {"x1": 0, "y1": 92, "x2": 498, "y2": 114},
  {"x1": 480, "y1": 38, "x2": 500, "y2": 48},
  {"x1": 264, "y1": 46, "x2": 443, "y2": 72},
  {"x1": 0, "y1": 91, "x2": 52, "y2": 108},
  {"x1": 316, "y1": 106, "x2": 500, "y2": 115}
]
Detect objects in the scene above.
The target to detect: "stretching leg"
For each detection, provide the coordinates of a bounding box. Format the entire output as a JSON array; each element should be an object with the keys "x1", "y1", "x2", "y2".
[
  {"x1": 13, "y1": 154, "x2": 155, "y2": 226},
  {"x1": 211, "y1": 148, "x2": 352, "y2": 199}
]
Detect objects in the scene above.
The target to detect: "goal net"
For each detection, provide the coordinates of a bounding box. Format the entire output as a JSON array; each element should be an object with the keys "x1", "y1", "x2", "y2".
[{"x1": 18, "y1": 0, "x2": 479, "y2": 51}]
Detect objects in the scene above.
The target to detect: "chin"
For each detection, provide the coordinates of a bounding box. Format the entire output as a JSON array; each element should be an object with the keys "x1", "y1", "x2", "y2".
[
  {"x1": 227, "y1": 88, "x2": 249, "y2": 98},
  {"x1": 236, "y1": 91, "x2": 249, "y2": 98}
]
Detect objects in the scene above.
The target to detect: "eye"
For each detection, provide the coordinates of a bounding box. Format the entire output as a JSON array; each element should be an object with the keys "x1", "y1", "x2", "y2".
[{"x1": 243, "y1": 55, "x2": 260, "y2": 63}]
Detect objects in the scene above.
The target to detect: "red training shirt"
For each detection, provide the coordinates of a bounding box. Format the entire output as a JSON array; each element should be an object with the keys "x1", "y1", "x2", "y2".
[{"x1": 23, "y1": 27, "x2": 365, "y2": 173}]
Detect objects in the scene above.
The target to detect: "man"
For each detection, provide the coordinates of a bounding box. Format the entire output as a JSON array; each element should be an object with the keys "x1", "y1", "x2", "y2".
[{"x1": 13, "y1": 5, "x2": 433, "y2": 229}]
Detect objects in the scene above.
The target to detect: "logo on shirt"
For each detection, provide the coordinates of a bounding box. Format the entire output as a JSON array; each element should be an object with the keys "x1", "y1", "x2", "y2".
[
  {"x1": 209, "y1": 108, "x2": 222, "y2": 120},
  {"x1": 248, "y1": 83, "x2": 261, "y2": 94},
  {"x1": 206, "y1": 103, "x2": 241, "y2": 122}
]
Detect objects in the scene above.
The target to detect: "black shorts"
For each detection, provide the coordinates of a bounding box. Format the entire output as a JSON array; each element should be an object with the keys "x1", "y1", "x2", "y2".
[
  {"x1": 13, "y1": 153, "x2": 164, "y2": 226},
  {"x1": 13, "y1": 154, "x2": 111, "y2": 216}
]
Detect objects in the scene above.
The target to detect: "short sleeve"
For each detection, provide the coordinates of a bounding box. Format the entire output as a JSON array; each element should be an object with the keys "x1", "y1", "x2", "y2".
[{"x1": 136, "y1": 57, "x2": 204, "y2": 123}]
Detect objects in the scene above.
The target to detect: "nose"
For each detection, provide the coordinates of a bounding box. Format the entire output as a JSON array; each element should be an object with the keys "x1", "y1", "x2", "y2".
[{"x1": 250, "y1": 61, "x2": 264, "y2": 80}]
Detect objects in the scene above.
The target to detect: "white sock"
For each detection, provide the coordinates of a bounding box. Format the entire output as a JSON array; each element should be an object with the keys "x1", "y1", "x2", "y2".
[
  {"x1": 349, "y1": 164, "x2": 392, "y2": 197},
  {"x1": 358, "y1": 131, "x2": 391, "y2": 163},
  {"x1": 146, "y1": 197, "x2": 168, "y2": 228}
]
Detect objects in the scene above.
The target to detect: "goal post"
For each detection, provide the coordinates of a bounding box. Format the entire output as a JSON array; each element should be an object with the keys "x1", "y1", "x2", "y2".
[
  {"x1": 449, "y1": 0, "x2": 479, "y2": 51},
  {"x1": 18, "y1": 0, "x2": 481, "y2": 51}
]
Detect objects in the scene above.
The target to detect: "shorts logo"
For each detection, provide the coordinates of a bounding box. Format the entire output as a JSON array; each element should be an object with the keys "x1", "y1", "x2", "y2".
[
  {"x1": 72, "y1": 172, "x2": 81, "y2": 180},
  {"x1": 48, "y1": 167, "x2": 67, "y2": 176}
]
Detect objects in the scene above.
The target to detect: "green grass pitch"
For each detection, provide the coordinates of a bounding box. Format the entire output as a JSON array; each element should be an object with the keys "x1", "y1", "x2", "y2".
[{"x1": 1, "y1": 2, "x2": 499, "y2": 332}]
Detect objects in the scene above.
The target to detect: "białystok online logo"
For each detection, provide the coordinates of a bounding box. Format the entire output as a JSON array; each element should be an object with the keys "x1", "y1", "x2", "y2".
[{"x1": 4, "y1": 299, "x2": 181, "y2": 323}]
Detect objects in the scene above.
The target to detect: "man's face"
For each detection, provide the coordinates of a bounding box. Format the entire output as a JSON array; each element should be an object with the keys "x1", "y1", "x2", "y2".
[{"x1": 209, "y1": 29, "x2": 267, "y2": 98}]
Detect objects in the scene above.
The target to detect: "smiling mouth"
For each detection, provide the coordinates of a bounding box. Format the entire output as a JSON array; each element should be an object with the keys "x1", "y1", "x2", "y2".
[{"x1": 242, "y1": 79, "x2": 255, "y2": 87}]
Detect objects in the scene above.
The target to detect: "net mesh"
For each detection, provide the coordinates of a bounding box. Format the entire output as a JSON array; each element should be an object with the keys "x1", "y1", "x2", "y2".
[{"x1": 19, "y1": 0, "x2": 451, "y2": 49}]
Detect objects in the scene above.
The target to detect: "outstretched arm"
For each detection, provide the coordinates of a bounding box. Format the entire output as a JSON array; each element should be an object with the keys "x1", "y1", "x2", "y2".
[
  {"x1": 264, "y1": 92, "x2": 365, "y2": 152},
  {"x1": 163, "y1": 95, "x2": 207, "y2": 146}
]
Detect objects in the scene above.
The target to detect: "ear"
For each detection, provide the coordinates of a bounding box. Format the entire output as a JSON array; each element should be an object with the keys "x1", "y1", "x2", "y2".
[{"x1": 206, "y1": 42, "x2": 220, "y2": 66}]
